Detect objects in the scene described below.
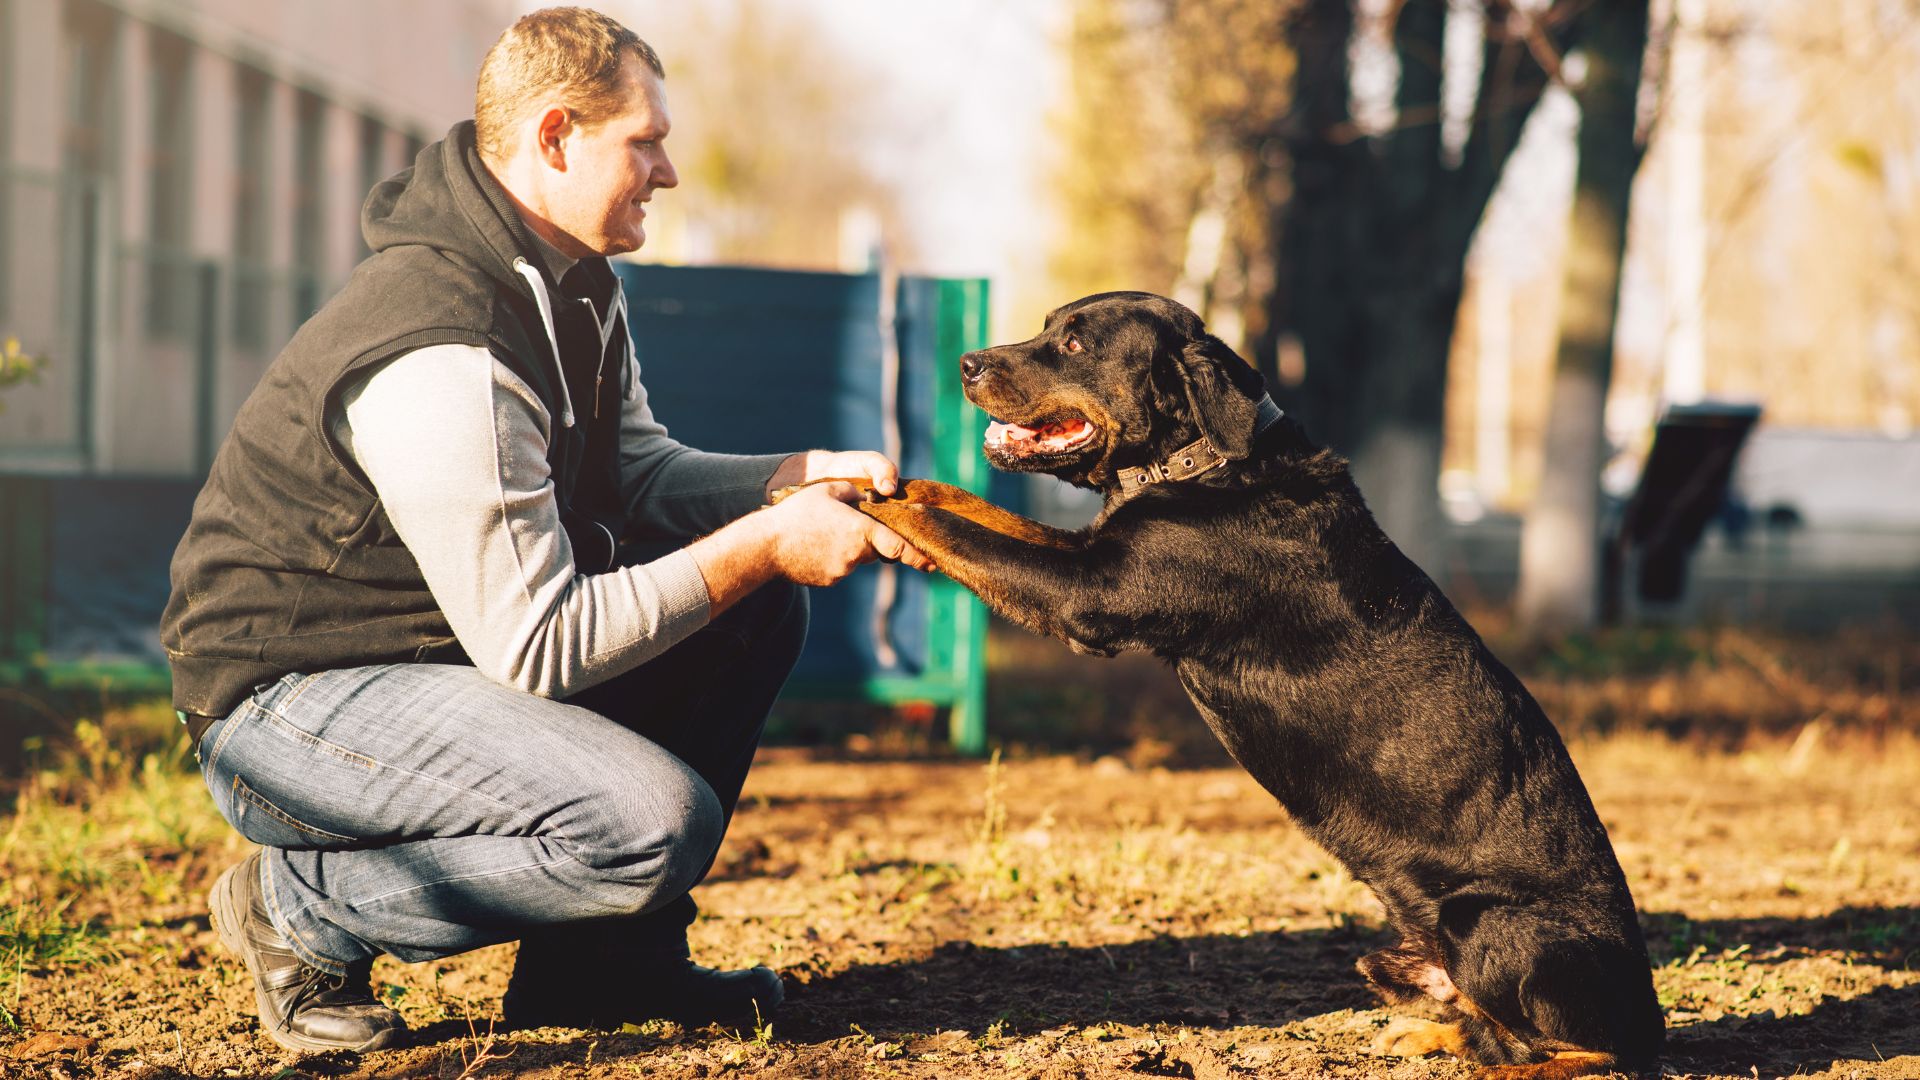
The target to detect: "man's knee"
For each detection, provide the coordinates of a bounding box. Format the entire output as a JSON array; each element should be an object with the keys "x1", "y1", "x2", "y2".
[
  {"x1": 714, "y1": 578, "x2": 809, "y2": 666},
  {"x1": 564, "y1": 764, "x2": 723, "y2": 910}
]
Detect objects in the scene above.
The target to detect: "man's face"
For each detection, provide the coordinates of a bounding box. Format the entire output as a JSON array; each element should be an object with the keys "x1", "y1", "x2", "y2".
[{"x1": 547, "y1": 57, "x2": 679, "y2": 256}]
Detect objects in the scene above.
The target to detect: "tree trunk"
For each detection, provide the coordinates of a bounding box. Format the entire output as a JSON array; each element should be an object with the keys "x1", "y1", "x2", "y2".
[
  {"x1": 1263, "y1": 0, "x2": 1362, "y2": 443},
  {"x1": 1349, "y1": 284, "x2": 1459, "y2": 575},
  {"x1": 1515, "y1": 0, "x2": 1651, "y2": 634},
  {"x1": 1268, "y1": 0, "x2": 1567, "y2": 579}
]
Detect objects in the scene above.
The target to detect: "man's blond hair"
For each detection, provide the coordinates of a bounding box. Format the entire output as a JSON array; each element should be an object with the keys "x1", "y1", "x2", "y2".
[{"x1": 474, "y1": 7, "x2": 664, "y2": 165}]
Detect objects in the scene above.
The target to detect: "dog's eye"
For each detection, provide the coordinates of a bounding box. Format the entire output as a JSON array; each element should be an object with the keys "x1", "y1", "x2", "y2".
[{"x1": 1064, "y1": 335, "x2": 1083, "y2": 354}]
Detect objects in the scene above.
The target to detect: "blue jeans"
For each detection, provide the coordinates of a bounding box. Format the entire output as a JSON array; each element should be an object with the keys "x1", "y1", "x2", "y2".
[{"x1": 195, "y1": 580, "x2": 808, "y2": 977}]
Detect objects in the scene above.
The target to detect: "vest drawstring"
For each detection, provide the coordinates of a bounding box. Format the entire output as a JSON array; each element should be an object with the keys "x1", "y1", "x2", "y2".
[{"x1": 512, "y1": 257, "x2": 575, "y2": 429}]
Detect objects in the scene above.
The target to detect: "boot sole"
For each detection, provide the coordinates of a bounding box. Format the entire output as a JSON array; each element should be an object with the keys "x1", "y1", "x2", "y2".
[{"x1": 209, "y1": 858, "x2": 402, "y2": 1055}]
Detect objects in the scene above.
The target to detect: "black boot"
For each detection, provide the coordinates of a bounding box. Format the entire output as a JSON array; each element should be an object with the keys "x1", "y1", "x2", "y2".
[
  {"x1": 502, "y1": 904, "x2": 782, "y2": 1030},
  {"x1": 209, "y1": 851, "x2": 406, "y2": 1053}
]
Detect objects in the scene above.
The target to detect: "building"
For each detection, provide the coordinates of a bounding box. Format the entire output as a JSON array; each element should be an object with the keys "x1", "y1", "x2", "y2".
[{"x1": 0, "y1": 0, "x2": 514, "y2": 477}]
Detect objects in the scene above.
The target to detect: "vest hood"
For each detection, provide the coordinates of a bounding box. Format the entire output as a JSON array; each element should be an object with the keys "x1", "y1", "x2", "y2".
[{"x1": 364, "y1": 120, "x2": 552, "y2": 302}]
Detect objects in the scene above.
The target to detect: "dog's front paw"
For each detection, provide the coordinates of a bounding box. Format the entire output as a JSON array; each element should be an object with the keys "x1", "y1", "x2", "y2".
[{"x1": 1372, "y1": 1017, "x2": 1465, "y2": 1058}]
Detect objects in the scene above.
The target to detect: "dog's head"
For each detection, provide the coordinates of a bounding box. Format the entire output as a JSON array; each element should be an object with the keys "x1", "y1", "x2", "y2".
[{"x1": 960, "y1": 291, "x2": 1268, "y2": 490}]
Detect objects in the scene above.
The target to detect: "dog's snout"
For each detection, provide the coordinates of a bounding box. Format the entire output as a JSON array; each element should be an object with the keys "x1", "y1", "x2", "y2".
[{"x1": 960, "y1": 352, "x2": 988, "y2": 383}]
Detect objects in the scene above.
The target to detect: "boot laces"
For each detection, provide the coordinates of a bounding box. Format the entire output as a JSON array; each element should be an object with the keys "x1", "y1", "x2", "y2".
[{"x1": 279, "y1": 964, "x2": 351, "y2": 1032}]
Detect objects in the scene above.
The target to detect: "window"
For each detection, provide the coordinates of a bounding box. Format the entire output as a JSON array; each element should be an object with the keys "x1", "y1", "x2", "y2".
[
  {"x1": 291, "y1": 90, "x2": 325, "y2": 322},
  {"x1": 0, "y1": 0, "x2": 14, "y2": 320},
  {"x1": 145, "y1": 28, "x2": 194, "y2": 338},
  {"x1": 355, "y1": 114, "x2": 385, "y2": 261},
  {"x1": 232, "y1": 63, "x2": 271, "y2": 349},
  {"x1": 61, "y1": 0, "x2": 118, "y2": 463},
  {"x1": 63, "y1": 0, "x2": 115, "y2": 178}
]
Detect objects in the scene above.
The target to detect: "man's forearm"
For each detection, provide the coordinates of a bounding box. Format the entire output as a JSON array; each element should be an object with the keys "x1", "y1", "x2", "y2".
[{"x1": 685, "y1": 510, "x2": 783, "y2": 615}]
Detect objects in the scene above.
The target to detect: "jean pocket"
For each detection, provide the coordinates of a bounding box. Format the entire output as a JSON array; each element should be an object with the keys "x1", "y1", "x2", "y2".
[{"x1": 221, "y1": 772, "x2": 360, "y2": 848}]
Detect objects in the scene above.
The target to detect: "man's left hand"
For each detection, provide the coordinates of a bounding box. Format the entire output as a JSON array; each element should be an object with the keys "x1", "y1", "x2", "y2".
[{"x1": 766, "y1": 450, "x2": 900, "y2": 502}]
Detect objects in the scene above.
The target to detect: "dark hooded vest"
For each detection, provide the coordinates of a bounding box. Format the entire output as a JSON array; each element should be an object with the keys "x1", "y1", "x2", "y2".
[{"x1": 161, "y1": 122, "x2": 631, "y2": 718}]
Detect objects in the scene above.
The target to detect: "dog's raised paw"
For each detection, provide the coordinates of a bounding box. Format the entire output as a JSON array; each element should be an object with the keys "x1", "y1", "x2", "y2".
[{"x1": 1373, "y1": 1016, "x2": 1466, "y2": 1058}]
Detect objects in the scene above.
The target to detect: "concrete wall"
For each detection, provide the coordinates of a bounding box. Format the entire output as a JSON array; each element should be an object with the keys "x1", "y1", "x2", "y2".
[{"x1": 0, "y1": 0, "x2": 516, "y2": 476}]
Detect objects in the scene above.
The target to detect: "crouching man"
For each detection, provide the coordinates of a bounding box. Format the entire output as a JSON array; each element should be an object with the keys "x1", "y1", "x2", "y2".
[{"x1": 160, "y1": 7, "x2": 928, "y2": 1053}]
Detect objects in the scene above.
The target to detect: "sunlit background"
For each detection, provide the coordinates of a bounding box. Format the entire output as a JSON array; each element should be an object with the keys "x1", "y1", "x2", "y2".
[
  {"x1": 0, "y1": 8, "x2": 1917, "y2": 1072},
  {"x1": 0, "y1": 0, "x2": 1916, "y2": 660}
]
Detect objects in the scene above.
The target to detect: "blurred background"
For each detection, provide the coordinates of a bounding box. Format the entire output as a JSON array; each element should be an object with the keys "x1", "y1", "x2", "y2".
[
  {"x1": 1, "y1": 9, "x2": 1915, "y2": 1070},
  {"x1": 0, "y1": 0, "x2": 1913, "y2": 760}
]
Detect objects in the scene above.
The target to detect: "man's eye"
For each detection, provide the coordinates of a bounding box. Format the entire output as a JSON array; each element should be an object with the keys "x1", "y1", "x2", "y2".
[{"x1": 1064, "y1": 335, "x2": 1082, "y2": 353}]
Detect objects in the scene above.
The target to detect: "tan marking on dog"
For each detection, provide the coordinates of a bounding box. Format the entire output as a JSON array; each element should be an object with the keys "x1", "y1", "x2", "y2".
[
  {"x1": 1415, "y1": 961, "x2": 1460, "y2": 1003},
  {"x1": 1477, "y1": 1050, "x2": 1621, "y2": 1080},
  {"x1": 1374, "y1": 1017, "x2": 1470, "y2": 1058}
]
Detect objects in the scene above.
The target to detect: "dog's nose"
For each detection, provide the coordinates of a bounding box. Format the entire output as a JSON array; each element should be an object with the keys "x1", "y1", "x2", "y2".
[{"x1": 960, "y1": 352, "x2": 988, "y2": 383}]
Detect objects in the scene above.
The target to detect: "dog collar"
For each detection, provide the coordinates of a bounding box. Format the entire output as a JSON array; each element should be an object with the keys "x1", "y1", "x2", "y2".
[{"x1": 1116, "y1": 395, "x2": 1285, "y2": 493}]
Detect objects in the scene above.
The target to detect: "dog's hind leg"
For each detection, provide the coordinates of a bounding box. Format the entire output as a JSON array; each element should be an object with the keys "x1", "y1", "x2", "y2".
[
  {"x1": 1474, "y1": 1050, "x2": 1624, "y2": 1080},
  {"x1": 1363, "y1": 941, "x2": 1532, "y2": 1064},
  {"x1": 1444, "y1": 910, "x2": 1664, "y2": 1075},
  {"x1": 1373, "y1": 1016, "x2": 1469, "y2": 1058},
  {"x1": 1373, "y1": 1007, "x2": 1537, "y2": 1067},
  {"x1": 1357, "y1": 944, "x2": 1456, "y2": 1005}
]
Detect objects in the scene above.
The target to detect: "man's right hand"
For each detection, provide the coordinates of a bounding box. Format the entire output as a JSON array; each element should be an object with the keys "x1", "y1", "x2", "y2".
[
  {"x1": 685, "y1": 480, "x2": 933, "y2": 615},
  {"x1": 760, "y1": 481, "x2": 933, "y2": 584}
]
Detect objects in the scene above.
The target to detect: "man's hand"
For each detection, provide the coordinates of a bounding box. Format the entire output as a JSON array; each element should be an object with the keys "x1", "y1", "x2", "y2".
[
  {"x1": 688, "y1": 474, "x2": 933, "y2": 616},
  {"x1": 765, "y1": 449, "x2": 900, "y2": 502},
  {"x1": 759, "y1": 481, "x2": 934, "y2": 584}
]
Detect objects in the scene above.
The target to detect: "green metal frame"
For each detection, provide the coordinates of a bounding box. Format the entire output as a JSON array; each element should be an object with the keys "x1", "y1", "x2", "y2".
[
  {"x1": 927, "y1": 279, "x2": 994, "y2": 754},
  {"x1": 782, "y1": 277, "x2": 993, "y2": 754}
]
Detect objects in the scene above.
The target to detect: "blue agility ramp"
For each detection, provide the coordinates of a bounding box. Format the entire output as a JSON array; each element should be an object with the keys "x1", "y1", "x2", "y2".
[
  {"x1": 616, "y1": 264, "x2": 993, "y2": 752},
  {"x1": 0, "y1": 265, "x2": 996, "y2": 753}
]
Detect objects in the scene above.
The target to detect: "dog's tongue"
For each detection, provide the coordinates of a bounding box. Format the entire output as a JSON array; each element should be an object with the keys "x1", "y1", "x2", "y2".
[{"x1": 986, "y1": 420, "x2": 1038, "y2": 443}]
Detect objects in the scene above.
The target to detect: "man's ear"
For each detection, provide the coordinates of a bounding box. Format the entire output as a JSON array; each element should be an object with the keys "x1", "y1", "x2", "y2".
[
  {"x1": 535, "y1": 106, "x2": 571, "y2": 170},
  {"x1": 1177, "y1": 333, "x2": 1262, "y2": 460}
]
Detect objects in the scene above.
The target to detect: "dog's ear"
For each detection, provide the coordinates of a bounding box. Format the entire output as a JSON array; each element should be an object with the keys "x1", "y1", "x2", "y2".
[{"x1": 1176, "y1": 333, "x2": 1263, "y2": 460}]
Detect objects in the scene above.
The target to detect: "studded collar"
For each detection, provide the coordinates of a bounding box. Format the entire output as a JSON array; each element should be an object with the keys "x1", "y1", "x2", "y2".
[{"x1": 1115, "y1": 395, "x2": 1286, "y2": 494}]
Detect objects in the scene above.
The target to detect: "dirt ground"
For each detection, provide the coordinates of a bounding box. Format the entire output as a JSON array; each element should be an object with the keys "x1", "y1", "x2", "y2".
[{"x1": 2, "y1": 695, "x2": 1916, "y2": 1080}]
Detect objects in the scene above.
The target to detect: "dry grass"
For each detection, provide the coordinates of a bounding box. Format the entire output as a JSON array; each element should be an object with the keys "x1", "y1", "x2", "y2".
[{"x1": 0, "y1": 623, "x2": 1914, "y2": 1078}]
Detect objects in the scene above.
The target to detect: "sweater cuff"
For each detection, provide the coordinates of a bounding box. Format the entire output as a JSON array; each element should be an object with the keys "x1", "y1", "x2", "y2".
[
  {"x1": 643, "y1": 547, "x2": 716, "y2": 636},
  {"x1": 671, "y1": 451, "x2": 794, "y2": 518}
]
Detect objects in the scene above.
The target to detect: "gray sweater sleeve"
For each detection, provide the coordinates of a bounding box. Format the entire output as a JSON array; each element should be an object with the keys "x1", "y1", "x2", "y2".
[
  {"x1": 617, "y1": 372, "x2": 792, "y2": 538},
  {"x1": 336, "y1": 344, "x2": 715, "y2": 698}
]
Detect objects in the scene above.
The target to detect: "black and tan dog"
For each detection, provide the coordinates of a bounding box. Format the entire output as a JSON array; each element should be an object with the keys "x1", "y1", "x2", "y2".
[{"x1": 787, "y1": 291, "x2": 1664, "y2": 1078}]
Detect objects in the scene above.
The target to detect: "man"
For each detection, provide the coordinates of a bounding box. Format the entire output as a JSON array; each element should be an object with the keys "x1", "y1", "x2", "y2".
[{"x1": 161, "y1": 8, "x2": 929, "y2": 1054}]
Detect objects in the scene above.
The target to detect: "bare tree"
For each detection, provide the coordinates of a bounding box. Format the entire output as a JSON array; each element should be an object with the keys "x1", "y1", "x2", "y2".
[
  {"x1": 1515, "y1": 0, "x2": 1651, "y2": 634},
  {"x1": 1051, "y1": 0, "x2": 1294, "y2": 344},
  {"x1": 649, "y1": 0, "x2": 906, "y2": 269},
  {"x1": 1260, "y1": 0, "x2": 1583, "y2": 574}
]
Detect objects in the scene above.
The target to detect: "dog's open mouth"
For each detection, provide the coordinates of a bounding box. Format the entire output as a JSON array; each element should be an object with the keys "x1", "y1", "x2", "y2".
[{"x1": 984, "y1": 415, "x2": 1098, "y2": 456}]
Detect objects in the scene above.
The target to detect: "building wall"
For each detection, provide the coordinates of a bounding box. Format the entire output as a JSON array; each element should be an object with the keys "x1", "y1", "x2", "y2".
[{"x1": 0, "y1": 0, "x2": 515, "y2": 477}]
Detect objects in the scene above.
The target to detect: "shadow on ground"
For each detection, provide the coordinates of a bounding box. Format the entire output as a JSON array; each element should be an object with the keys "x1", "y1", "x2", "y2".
[{"x1": 760, "y1": 905, "x2": 1920, "y2": 1075}]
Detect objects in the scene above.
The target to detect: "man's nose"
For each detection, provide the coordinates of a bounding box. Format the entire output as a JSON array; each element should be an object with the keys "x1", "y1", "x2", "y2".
[
  {"x1": 654, "y1": 149, "x2": 679, "y2": 189},
  {"x1": 960, "y1": 351, "x2": 989, "y2": 383}
]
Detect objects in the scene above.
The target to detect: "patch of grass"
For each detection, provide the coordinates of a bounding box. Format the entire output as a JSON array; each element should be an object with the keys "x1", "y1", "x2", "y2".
[{"x1": 0, "y1": 893, "x2": 117, "y2": 990}]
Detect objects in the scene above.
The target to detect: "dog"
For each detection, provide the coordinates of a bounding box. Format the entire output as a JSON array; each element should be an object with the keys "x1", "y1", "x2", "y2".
[{"x1": 788, "y1": 292, "x2": 1665, "y2": 1077}]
